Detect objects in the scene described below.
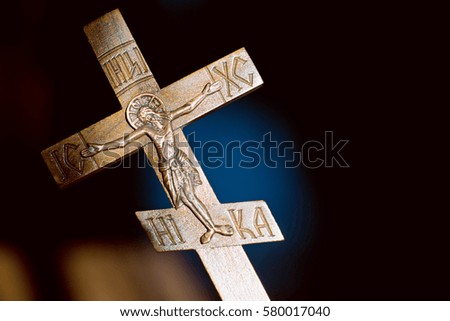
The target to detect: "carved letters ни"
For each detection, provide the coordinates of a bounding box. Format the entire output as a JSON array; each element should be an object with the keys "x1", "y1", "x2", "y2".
[{"x1": 100, "y1": 42, "x2": 151, "y2": 94}]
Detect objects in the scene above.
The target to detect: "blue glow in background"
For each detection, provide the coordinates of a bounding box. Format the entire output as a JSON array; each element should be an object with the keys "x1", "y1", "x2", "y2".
[{"x1": 136, "y1": 98, "x2": 315, "y2": 298}]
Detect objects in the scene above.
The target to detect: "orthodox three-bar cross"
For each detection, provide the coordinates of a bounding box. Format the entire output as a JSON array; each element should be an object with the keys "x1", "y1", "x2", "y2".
[{"x1": 42, "y1": 9, "x2": 283, "y2": 300}]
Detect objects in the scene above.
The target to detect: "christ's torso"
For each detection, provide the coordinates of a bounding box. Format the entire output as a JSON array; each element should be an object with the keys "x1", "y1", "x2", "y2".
[{"x1": 146, "y1": 118, "x2": 177, "y2": 161}]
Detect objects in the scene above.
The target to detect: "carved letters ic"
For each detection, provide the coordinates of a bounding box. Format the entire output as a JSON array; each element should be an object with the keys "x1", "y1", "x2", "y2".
[{"x1": 50, "y1": 143, "x2": 85, "y2": 181}]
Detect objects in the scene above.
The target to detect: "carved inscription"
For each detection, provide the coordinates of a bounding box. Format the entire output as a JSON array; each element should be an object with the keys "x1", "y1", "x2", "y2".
[
  {"x1": 147, "y1": 214, "x2": 185, "y2": 246},
  {"x1": 136, "y1": 200, "x2": 283, "y2": 251},
  {"x1": 42, "y1": 131, "x2": 101, "y2": 186},
  {"x1": 253, "y1": 206, "x2": 274, "y2": 237},
  {"x1": 99, "y1": 42, "x2": 151, "y2": 95},
  {"x1": 210, "y1": 56, "x2": 254, "y2": 97},
  {"x1": 50, "y1": 143, "x2": 85, "y2": 181},
  {"x1": 228, "y1": 207, "x2": 274, "y2": 240},
  {"x1": 228, "y1": 209, "x2": 256, "y2": 239}
]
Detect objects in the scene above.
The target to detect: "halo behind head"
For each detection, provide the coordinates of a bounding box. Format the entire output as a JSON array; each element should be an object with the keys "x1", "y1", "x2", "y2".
[{"x1": 126, "y1": 94, "x2": 166, "y2": 129}]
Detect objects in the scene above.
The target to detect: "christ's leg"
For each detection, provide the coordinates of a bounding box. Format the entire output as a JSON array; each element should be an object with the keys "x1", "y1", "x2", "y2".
[
  {"x1": 180, "y1": 183, "x2": 233, "y2": 244},
  {"x1": 180, "y1": 192, "x2": 215, "y2": 244},
  {"x1": 189, "y1": 194, "x2": 233, "y2": 242}
]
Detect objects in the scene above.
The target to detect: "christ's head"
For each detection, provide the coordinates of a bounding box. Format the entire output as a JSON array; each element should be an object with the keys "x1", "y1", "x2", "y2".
[{"x1": 138, "y1": 107, "x2": 166, "y2": 129}]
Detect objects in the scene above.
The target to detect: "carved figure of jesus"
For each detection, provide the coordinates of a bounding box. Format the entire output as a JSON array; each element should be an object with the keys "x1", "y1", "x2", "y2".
[{"x1": 81, "y1": 81, "x2": 234, "y2": 244}]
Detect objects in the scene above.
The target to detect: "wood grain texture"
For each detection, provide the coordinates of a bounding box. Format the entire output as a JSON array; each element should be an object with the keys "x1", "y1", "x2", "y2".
[{"x1": 198, "y1": 246, "x2": 270, "y2": 301}]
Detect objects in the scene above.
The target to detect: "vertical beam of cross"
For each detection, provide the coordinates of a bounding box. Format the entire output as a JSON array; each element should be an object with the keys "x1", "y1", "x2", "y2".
[{"x1": 42, "y1": 9, "x2": 283, "y2": 300}]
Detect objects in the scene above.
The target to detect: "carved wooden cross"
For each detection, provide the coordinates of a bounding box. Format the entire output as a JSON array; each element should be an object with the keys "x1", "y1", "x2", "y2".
[{"x1": 42, "y1": 9, "x2": 283, "y2": 300}]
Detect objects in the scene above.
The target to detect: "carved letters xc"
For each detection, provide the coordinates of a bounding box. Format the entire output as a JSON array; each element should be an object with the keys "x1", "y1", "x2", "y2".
[{"x1": 210, "y1": 56, "x2": 254, "y2": 97}]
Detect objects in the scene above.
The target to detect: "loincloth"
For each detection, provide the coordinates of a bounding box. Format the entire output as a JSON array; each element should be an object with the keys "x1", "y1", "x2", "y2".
[{"x1": 159, "y1": 149, "x2": 202, "y2": 208}]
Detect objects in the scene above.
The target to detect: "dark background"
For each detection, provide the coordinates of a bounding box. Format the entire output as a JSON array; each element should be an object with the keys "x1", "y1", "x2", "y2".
[{"x1": 1, "y1": 0, "x2": 447, "y2": 300}]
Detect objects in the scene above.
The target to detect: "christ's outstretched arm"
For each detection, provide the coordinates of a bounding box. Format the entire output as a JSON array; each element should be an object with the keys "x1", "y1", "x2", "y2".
[
  {"x1": 170, "y1": 81, "x2": 222, "y2": 120},
  {"x1": 81, "y1": 126, "x2": 150, "y2": 157}
]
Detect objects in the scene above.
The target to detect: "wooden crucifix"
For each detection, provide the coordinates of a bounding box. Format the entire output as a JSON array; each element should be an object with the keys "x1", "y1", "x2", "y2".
[{"x1": 41, "y1": 9, "x2": 283, "y2": 300}]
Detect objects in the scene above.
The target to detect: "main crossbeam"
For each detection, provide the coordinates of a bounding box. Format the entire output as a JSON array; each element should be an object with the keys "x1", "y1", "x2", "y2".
[{"x1": 42, "y1": 48, "x2": 261, "y2": 187}]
